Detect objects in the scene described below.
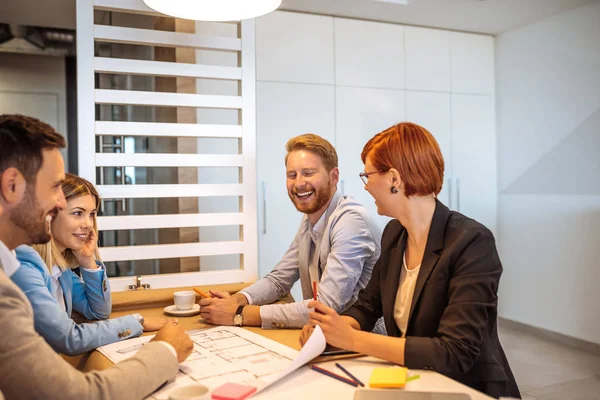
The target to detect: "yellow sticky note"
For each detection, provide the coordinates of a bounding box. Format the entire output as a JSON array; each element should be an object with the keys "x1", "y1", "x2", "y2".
[{"x1": 369, "y1": 367, "x2": 407, "y2": 388}]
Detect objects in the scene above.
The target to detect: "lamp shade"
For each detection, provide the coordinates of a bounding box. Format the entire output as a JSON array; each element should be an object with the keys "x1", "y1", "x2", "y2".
[{"x1": 143, "y1": 0, "x2": 282, "y2": 22}]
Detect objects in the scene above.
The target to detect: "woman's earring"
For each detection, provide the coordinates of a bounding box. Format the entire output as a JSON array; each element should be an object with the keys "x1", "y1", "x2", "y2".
[{"x1": 390, "y1": 187, "x2": 398, "y2": 194}]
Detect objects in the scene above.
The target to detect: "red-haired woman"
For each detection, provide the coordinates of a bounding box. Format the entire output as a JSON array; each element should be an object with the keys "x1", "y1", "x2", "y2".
[{"x1": 300, "y1": 122, "x2": 520, "y2": 399}]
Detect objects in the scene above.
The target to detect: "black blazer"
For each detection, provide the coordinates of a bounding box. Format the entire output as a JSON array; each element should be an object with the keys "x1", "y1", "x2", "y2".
[{"x1": 344, "y1": 201, "x2": 520, "y2": 399}]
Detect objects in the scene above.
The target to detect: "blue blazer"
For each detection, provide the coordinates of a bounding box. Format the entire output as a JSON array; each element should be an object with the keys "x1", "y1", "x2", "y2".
[{"x1": 12, "y1": 245, "x2": 143, "y2": 356}]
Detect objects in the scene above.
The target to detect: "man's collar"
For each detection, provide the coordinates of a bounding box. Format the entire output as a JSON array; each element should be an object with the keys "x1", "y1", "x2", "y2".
[
  {"x1": 311, "y1": 210, "x2": 327, "y2": 236},
  {"x1": 0, "y1": 240, "x2": 21, "y2": 278},
  {"x1": 307, "y1": 190, "x2": 343, "y2": 236}
]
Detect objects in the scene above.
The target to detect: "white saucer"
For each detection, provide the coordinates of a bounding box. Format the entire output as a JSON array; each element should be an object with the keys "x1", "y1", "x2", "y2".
[{"x1": 164, "y1": 304, "x2": 200, "y2": 317}]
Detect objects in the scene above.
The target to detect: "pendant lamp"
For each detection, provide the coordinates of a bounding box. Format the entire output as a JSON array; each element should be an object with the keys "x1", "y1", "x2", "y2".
[{"x1": 143, "y1": 0, "x2": 282, "y2": 22}]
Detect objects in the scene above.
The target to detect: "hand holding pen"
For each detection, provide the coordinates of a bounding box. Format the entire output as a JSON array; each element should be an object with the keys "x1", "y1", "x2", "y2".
[
  {"x1": 151, "y1": 320, "x2": 193, "y2": 363},
  {"x1": 193, "y1": 288, "x2": 212, "y2": 299},
  {"x1": 197, "y1": 288, "x2": 242, "y2": 326},
  {"x1": 307, "y1": 300, "x2": 358, "y2": 351}
]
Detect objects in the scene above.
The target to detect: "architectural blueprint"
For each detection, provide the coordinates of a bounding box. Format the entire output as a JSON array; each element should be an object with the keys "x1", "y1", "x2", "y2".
[{"x1": 97, "y1": 325, "x2": 326, "y2": 399}]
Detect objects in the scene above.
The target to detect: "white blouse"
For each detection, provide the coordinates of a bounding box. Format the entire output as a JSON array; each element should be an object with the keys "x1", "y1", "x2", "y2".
[
  {"x1": 50, "y1": 266, "x2": 67, "y2": 311},
  {"x1": 393, "y1": 252, "x2": 421, "y2": 337}
]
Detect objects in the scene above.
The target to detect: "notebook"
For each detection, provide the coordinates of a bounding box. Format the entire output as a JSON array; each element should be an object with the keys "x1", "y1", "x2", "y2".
[{"x1": 369, "y1": 367, "x2": 407, "y2": 388}]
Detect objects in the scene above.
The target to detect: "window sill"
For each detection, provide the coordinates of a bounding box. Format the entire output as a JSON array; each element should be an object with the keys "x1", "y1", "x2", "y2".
[{"x1": 112, "y1": 283, "x2": 250, "y2": 312}]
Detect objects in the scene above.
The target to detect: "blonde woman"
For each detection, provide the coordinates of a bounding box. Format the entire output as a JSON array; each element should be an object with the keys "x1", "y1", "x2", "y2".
[{"x1": 11, "y1": 173, "x2": 166, "y2": 356}]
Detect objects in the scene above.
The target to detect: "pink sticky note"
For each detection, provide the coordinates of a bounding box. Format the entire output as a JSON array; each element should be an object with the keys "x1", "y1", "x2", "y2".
[{"x1": 211, "y1": 383, "x2": 257, "y2": 400}]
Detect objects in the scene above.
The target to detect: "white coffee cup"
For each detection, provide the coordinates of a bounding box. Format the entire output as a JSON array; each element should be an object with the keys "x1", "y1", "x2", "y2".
[
  {"x1": 168, "y1": 384, "x2": 210, "y2": 400},
  {"x1": 173, "y1": 290, "x2": 196, "y2": 310}
]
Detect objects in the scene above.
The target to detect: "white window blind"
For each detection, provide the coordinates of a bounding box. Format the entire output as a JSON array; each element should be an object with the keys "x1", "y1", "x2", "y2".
[{"x1": 76, "y1": 0, "x2": 257, "y2": 291}]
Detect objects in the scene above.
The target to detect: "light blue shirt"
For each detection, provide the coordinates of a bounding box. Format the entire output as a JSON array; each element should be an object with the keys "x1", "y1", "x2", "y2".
[
  {"x1": 11, "y1": 245, "x2": 142, "y2": 356},
  {"x1": 241, "y1": 191, "x2": 383, "y2": 329}
]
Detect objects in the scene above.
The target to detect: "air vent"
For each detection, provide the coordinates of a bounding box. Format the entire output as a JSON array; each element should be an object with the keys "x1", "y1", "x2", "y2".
[{"x1": 0, "y1": 24, "x2": 75, "y2": 56}]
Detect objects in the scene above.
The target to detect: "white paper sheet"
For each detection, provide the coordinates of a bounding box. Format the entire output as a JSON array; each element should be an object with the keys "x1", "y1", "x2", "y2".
[
  {"x1": 260, "y1": 325, "x2": 326, "y2": 387},
  {"x1": 98, "y1": 334, "x2": 154, "y2": 364},
  {"x1": 96, "y1": 325, "x2": 327, "y2": 398}
]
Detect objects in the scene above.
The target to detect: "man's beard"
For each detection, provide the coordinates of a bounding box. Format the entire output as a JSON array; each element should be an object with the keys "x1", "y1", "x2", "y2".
[
  {"x1": 10, "y1": 186, "x2": 52, "y2": 244},
  {"x1": 289, "y1": 180, "x2": 332, "y2": 215}
]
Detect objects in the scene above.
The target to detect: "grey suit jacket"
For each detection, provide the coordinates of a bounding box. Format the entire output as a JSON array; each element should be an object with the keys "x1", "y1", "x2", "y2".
[
  {"x1": 0, "y1": 259, "x2": 179, "y2": 400},
  {"x1": 242, "y1": 191, "x2": 382, "y2": 329}
]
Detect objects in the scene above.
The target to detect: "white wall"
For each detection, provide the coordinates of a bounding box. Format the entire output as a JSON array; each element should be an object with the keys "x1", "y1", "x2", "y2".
[
  {"x1": 255, "y1": 11, "x2": 497, "y2": 301},
  {"x1": 496, "y1": 0, "x2": 600, "y2": 344},
  {"x1": 0, "y1": 53, "x2": 68, "y2": 166}
]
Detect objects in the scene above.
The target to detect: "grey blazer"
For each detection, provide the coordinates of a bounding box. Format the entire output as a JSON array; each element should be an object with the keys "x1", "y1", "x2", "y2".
[
  {"x1": 242, "y1": 191, "x2": 382, "y2": 329},
  {"x1": 0, "y1": 259, "x2": 179, "y2": 400}
]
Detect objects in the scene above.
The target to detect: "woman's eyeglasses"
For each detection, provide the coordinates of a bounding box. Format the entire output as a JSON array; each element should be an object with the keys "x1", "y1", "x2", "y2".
[{"x1": 359, "y1": 170, "x2": 385, "y2": 185}]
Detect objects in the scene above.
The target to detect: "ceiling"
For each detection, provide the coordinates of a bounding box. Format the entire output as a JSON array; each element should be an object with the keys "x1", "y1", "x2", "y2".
[
  {"x1": 0, "y1": 0, "x2": 595, "y2": 34},
  {"x1": 280, "y1": 0, "x2": 596, "y2": 34},
  {"x1": 0, "y1": 0, "x2": 76, "y2": 30}
]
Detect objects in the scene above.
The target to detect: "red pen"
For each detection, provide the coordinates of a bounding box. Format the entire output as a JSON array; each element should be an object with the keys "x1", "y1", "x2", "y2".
[{"x1": 313, "y1": 281, "x2": 317, "y2": 301}]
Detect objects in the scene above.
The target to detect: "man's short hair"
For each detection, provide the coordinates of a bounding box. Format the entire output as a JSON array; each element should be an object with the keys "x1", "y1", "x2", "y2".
[
  {"x1": 0, "y1": 114, "x2": 66, "y2": 183},
  {"x1": 285, "y1": 134, "x2": 338, "y2": 172}
]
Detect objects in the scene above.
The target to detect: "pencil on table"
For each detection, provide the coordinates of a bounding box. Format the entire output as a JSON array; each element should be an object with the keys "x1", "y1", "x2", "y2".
[
  {"x1": 193, "y1": 288, "x2": 212, "y2": 299},
  {"x1": 335, "y1": 363, "x2": 364, "y2": 387},
  {"x1": 311, "y1": 364, "x2": 358, "y2": 387}
]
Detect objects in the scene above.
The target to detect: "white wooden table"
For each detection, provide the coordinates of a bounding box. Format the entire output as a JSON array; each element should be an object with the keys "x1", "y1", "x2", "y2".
[
  {"x1": 255, "y1": 356, "x2": 494, "y2": 400},
  {"x1": 94, "y1": 305, "x2": 494, "y2": 400}
]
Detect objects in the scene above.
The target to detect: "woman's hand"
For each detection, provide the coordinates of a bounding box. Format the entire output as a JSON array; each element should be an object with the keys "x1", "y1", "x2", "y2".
[
  {"x1": 308, "y1": 301, "x2": 358, "y2": 351},
  {"x1": 142, "y1": 317, "x2": 168, "y2": 332},
  {"x1": 299, "y1": 324, "x2": 315, "y2": 347},
  {"x1": 73, "y1": 230, "x2": 98, "y2": 269}
]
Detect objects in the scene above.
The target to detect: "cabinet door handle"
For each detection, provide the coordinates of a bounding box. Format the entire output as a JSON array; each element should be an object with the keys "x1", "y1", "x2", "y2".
[
  {"x1": 456, "y1": 178, "x2": 461, "y2": 212},
  {"x1": 262, "y1": 181, "x2": 267, "y2": 234},
  {"x1": 447, "y1": 178, "x2": 452, "y2": 209}
]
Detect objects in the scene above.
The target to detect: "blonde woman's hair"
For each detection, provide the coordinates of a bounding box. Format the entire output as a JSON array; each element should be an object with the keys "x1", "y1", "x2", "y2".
[{"x1": 32, "y1": 173, "x2": 102, "y2": 272}]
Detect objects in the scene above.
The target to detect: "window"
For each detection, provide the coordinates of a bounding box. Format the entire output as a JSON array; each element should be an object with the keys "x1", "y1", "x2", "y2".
[{"x1": 77, "y1": 0, "x2": 257, "y2": 291}]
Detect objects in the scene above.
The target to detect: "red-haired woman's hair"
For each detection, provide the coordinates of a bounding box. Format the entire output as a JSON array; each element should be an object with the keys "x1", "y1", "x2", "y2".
[{"x1": 361, "y1": 122, "x2": 444, "y2": 197}]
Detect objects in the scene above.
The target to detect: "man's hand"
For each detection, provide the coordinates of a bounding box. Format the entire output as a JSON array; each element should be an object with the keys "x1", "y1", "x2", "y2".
[
  {"x1": 199, "y1": 290, "x2": 238, "y2": 325},
  {"x1": 231, "y1": 292, "x2": 249, "y2": 306},
  {"x1": 308, "y1": 300, "x2": 357, "y2": 351},
  {"x1": 299, "y1": 324, "x2": 315, "y2": 347},
  {"x1": 151, "y1": 321, "x2": 193, "y2": 363}
]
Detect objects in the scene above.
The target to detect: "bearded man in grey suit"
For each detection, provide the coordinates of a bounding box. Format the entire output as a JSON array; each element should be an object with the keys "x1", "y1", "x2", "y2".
[{"x1": 0, "y1": 114, "x2": 193, "y2": 400}]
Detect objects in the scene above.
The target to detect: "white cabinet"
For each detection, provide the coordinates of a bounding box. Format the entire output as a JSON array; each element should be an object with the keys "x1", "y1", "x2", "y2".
[
  {"x1": 450, "y1": 32, "x2": 495, "y2": 95},
  {"x1": 334, "y1": 18, "x2": 404, "y2": 89},
  {"x1": 335, "y1": 86, "x2": 405, "y2": 230},
  {"x1": 256, "y1": 81, "x2": 335, "y2": 278},
  {"x1": 405, "y1": 91, "x2": 452, "y2": 206},
  {"x1": 255, "y1": 12, "x2": 498, "y2": 286},
  {"x1": 256, "y1": 11, "x2": 334, "y2": 84},
  {"x1": 451, "y1": 94, "x2": 497, "y2": 234},
  {"x1": 404, "y1": 26, "x2": 450, "y2": 92}
]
